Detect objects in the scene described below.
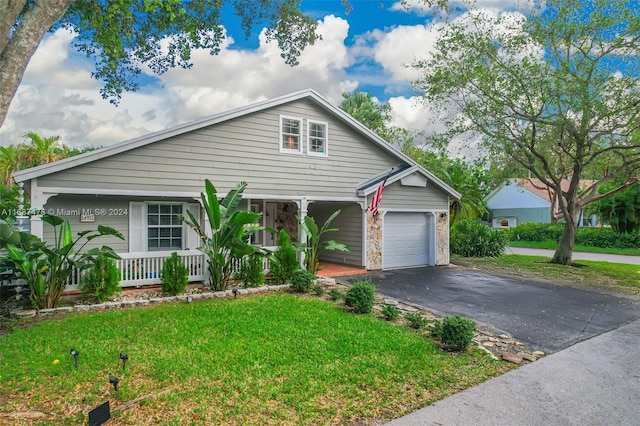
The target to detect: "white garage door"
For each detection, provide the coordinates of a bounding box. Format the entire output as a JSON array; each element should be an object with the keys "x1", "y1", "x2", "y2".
[{"x1": 383, "y1": 212, "x2": 430, "y2": 269}]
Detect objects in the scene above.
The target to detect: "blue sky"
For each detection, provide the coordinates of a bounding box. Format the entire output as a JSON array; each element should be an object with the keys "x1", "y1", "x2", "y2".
[{"x1": 0, "y1": 0, "x2": 522, "y2": 149}]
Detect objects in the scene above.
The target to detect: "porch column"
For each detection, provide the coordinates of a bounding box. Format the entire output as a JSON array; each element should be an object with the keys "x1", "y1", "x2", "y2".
[
  {"x1": 29, "y1": 178, "x2": 58, "y2": 239},
  {"x1": 298, "y1": 197, "x2": 309, "y2": 268}
]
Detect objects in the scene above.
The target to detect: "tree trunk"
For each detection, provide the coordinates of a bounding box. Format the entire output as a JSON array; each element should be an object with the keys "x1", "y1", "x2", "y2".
[
  {"x1": 551, "y1": 219, "x2": 576, "y2": 264},
  {"x1": 0, "y1": 0, "x2": 76, "y2": 128}
]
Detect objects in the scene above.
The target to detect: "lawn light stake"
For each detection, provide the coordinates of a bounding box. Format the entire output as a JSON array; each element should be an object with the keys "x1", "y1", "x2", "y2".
[
  {"x1": 70, "y1": 349, "x2": 79, "y2": 369},
  {"x1": 109, "y1": 375, "x2": 120, "y2": 393},
  {"x1": 120, "y1": 352, "x2": 129, "y2": 370}
]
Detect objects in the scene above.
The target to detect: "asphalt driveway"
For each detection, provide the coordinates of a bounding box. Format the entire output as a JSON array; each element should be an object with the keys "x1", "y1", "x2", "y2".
[{"x1": 339, "y1": 266, "x2": 640, "y2": 352}]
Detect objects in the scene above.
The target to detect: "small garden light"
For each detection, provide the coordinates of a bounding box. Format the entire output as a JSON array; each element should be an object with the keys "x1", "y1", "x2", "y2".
[
  {"x1": 232, "y1": 288, "x2": 238, "y2": 298},
  {"x1": 70, "y1": 349, "x2": 79, "y2": 369},
  {"x1": 109, "y1": 375, "x2": 120, "y2": 393},
  {"x1": 119, "y1": 352, "x2": 129, "y2": 370}
]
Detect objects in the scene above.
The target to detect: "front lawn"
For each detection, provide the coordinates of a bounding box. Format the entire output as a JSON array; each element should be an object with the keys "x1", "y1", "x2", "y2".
[
  {"x1": 453, "y1": 254, "x2": 640, "y2": 293},
  {"x1": 509, "y1": 240, "x2": 640, "y2": 256},
  {"x1": 0, "y1": 294, "x2": 512, "y2": 425}
]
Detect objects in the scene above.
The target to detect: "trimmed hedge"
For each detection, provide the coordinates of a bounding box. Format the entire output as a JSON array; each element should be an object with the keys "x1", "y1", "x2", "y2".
[
  {"x1": 451, "y1": 220, "x2": 509, "y2": 258},
  {"x1": 508, "y1": 223, "x2": 640, "y2": 249}
]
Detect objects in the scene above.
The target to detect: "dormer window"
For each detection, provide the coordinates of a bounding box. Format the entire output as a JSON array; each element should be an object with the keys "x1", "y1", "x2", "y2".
[
  {"x1": 280, "y1": 116, "x2": 303, "y2": 154},
  {"x1": 308, "y1": 120, "x2": 328, "y2": 157}
]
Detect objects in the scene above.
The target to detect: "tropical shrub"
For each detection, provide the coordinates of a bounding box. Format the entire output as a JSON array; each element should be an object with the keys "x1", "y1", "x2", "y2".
[
  {"x1": 328, "y1": 288, "x2": 345, "y2": 301},
  {"x1": 295, "y1": 210, "x2": 350, "y2": 275},
  {"x1": 438, "y1": 315, "x2": 476, "y2": 351},
  {"x1": 290, "y1": 269, "x2": 314, "y2": 293},
  {"x1": 450, "y1": 220, "x2": 508, "y2": 257},
  {"x1": 344, "y1": 280, "x2": 375, "y2": 314},
  {"x1": 508, "y1": 222, "x2": 640, "y2": 249},
  {"x1": 404, "y1": 312, "x2": 428, "y2": 329},
  {"x1": 161, "y1": 252, "x2": 189, "y2": 295},
  {"x1": 587, "y1": 184, "x2": 640, "y2": 234},
  {"x1": 234, "y1": 254, "x2": 265, "y2": 288},
  {"x1": 270, "y1": 230, "x2": 299, "y2": 284},
  {"x1": 1, "y1": 215, "x2": 123, "y2": 309},
  {"x1": 508, "y1": 222, "x2": 563, "y2": 242},
  {"x1": 312, "y1": 284, "x2": 325, "y2": 296},
  {"x1": 381, "y1": 304, "x2": 401, "y2": 321},
  {"x1": 181, "y1": 180, "x2": 271, "y2": 291},
  {"x1": 81, "y1": 256, "x2": 121, "y2": 302}
]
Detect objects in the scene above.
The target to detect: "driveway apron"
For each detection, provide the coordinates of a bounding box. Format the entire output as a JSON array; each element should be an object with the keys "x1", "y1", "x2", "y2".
[{"x1": 340, "y1": 267, "x2": 640, "y2": 352}]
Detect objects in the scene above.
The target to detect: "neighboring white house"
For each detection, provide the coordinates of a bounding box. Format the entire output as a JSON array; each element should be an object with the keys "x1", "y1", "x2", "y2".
[
  {"x1": 486, "y1": 178, "x2": 598, "y2": 229},
  {"x1": 12, "y1": 89, "x2": 460, "y2": 289}
]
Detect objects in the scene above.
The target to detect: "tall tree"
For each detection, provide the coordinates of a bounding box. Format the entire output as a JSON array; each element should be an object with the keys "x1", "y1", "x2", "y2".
[
  {"x1": 0, "y1": 0, "x2": 321, "y2": 129},
  {"x1": 21, "y1": 131, "x2": 63, "y2": 167},
  {"x1": 413, "y1": 0, "x2": 640, "y2": 264},
  {"x1": 0, "y1": 144, "x2": 22, "y2": 186}
]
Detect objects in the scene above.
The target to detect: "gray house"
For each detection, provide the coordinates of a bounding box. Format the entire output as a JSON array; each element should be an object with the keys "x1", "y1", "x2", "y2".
[{"x1": 12, "y1": 89, "x2": 459, "y2": 288}]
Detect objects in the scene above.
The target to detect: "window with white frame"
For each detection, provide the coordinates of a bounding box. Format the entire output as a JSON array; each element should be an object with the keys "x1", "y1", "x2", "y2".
[
  {"x1": 280, "y1": 116, "x2": 303, "y2": 153},
  {"x1": 307, "y1": 120, "x2": 328, "y2": 156},
  {"x1": 147, "y1": 204, "x2": 183, "y2": 250}
]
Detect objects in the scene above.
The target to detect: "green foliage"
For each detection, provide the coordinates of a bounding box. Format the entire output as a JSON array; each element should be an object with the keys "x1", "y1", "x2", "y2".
[
  {"x1": 508, "y1": 223, "x2": 563, "y2": 242},
  {"x1": 413, "y1": 0, "x2": 640, "y2": 265},
  {"x1": 290, "y1": 269, "x2": 314, "y2": 293},
  {"x1": 587, "y1": 184, "x2": 640, "y2": 234},
  {"x1": 55, "y1": 1, "x2": 320, "y2": 104},
  {"x1": 294, "y1": 210, "x2": 350, "y2": 275},
  {"x1": 312, "y1": 284, "x2": 325, "y2": 296},
  {"x1": 0, "y1": 184, "x2": 20, "y2": 218},
  {"x1": 381, "y1": 304, "x2": 401, "y2": 321},
  {"x1": 1, "y1": 215, "x2": 123, "y2": 309},
  {"x1": 181, "y1": 180, "x2": 270, "y2": 291},
  {"x1": 451, "y1": 220, "x2": 509, "y2": 257},
  {"x1": 161, "y1": 252, "x2": 189, "y2": 295},
  {"x1": 234, "y1": 254, "x2": 265, "y2": 288},
  {"x1": 404, "y1": 312, "x2": 428, "y2": 329},
  {"x1": 344, "y1": 280, "x2": 376, "y2": 314},
  {"x1": 438, "y1": 315, "x2": 477, "y2": 351},
  {"x1": 269, "y1": 230, "x2": 299, "y2": 284},
  {"x1": 81, "y1": 256, "x2": 121, "y2": 302},
  {"x1": 328, "y1": 288, "x2": 345, "y2": 301},
  {"x1": 509, "y1": 222, "x2": 640, "y2": 249}
]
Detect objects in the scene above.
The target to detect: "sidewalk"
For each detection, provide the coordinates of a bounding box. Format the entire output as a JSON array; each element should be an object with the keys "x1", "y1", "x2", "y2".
[
  {"x1": 507, "y1": 246, "x2": 640, "y2": 265},
  {"x1": 386, "y1": 320, "x2": 640, "y2": 426}
]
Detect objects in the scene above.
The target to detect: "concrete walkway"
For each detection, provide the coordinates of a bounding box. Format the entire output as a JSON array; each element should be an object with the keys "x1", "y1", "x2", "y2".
[
  {"x1": 386, "y1": 320, "x2": 640, "y2": 426},
  {"x1": 507, "y1": 247, "x2": 640, "y2": 265}
]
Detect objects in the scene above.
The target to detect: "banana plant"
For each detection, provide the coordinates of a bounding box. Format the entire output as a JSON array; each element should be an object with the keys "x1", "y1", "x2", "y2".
[
  {"x1": 181, "y1": 180, "x2": 273, "y2": 291},
  {"x1": 294, "y1": 210, "x2": 350, "y2": 275},
  {"x1": 1, "y1": 216, "x2": 123, "y2": 309}
]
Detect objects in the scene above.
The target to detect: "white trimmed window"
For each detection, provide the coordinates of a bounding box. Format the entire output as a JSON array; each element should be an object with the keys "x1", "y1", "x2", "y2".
[
  {"x1": 307, "y1": 120, "x2": 328, "y2": 156},
  {"x1": 280, "y1": 115, "x2": 303, "y2": 154},
  {"x1": 147, "y1": 204, "x2": 183, "y2": 251}
]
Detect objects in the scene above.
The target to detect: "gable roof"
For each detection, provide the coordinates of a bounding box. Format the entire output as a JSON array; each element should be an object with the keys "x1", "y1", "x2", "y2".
[
  {"x1": 12, "y1": 89, "x2": 459, "y2": 199},
  {"x1": 486, "y1": 178, "x2": 596, "y2": 205}
]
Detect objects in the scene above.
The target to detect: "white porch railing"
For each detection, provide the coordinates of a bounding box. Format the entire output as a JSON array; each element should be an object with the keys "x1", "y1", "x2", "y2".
[
  {"x1": 115, "y1": 250, "x2": 206, "y2": 287},
  {"x1": 65, "y1": 247, "x2": 278, "y2": 290}
]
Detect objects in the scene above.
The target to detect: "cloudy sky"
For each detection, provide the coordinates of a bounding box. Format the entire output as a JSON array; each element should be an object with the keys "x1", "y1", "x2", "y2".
[{"x1": 0, "y1": 0, "x2": 523, "y2": 150}]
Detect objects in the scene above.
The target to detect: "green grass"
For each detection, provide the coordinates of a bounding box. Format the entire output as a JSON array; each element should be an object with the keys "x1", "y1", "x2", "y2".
[
  {"x1": 453, "y1": 254, "x2": 640, "y2": 292},
  {"x1": 0, "y1": 294, "x2": 511, "y2": 425},
  {"x1": 509, "y1": 240, "x2": 640, "y2": 256}
]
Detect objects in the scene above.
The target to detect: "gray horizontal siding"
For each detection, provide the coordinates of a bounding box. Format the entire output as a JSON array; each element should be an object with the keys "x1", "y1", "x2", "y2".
[
  {"x1": 308, "y1": 202, "x2": 363, "y2": 267},
  {"x1": 37, "y1": 99, "x2": 399, "y2": 197},
  {"x1": 43, "y1": 196, "x2": 129, "y2": 252},
  {"x1": 379, "y1": 181, "x2": 449, "y2": 210}
]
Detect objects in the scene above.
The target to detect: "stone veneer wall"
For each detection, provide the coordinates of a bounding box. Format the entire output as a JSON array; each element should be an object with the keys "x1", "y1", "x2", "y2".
[
  {"x1": 436, "y1": 212, "x2": 450, "y2": 265},
  {"x1": 366, "y1": 213, "x2": 383, "y2": 270}
]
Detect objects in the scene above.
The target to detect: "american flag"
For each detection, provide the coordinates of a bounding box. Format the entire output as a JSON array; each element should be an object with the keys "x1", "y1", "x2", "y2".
[{"x1": 369, "y1": 176, "x2": 388, "y2": 216}]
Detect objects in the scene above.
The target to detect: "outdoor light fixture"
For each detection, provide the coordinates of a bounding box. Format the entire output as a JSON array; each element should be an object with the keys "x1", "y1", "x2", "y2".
[
  {"x1": 109, "y1": 375, "x2": 120, "y2": 392},
  {"x1": 70, "y1": 349, "x2": 79, "y2": 369},
  {"x1": 119, "y1": 352, "x2": 129, "y2": 370},
  {"x1": 232, "y1": 288, "x2": 238, "y2": 298},
  {"x1": 187, "y1": 296, "x2": 193, "y2": 303}
]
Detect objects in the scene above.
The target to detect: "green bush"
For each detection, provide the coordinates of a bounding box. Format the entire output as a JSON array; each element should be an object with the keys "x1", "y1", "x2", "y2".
[
  {"x1": 80, "y1": 256, "x2": 121, "y2": 302},
  {"x1": 381, "y1": 304, "x2": 401, "y2": 321},
  {"x1": 439, "y1": 315, "x2": 476, "y2": 351},
  {"x1": 312, "y1": 284, "x2": 325, "y2": 296},
  {"x1": 451, "y1": 220, "x2": 509, "y2": 257},
  {"x1": 404, "y1": 312, "x2": 428, "y2": 329},
  {"x1": 290, "y1": 269, "x2": 315, "y2": 293},
  {"x1": 234, "y1": 254, "x2": 265, "y2": 288},
  {"x1": 344, "y1": 280, "x2": 376, "y2": 314},
  {"x1": 328, "y1": 289, "x2": 345, "y2": 301},
  {"x1": 508, "y1": 222, "x2": 563, "y2": 242},
  {"x1": 161, "y1": 252, "x2": 189, "y2": 295},
  {"x1": 270, "y1": 230, "x2": 300, "y2": 284}
]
